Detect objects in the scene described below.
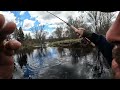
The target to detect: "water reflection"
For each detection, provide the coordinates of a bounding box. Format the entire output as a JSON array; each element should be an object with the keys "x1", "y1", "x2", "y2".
[
  {"x1": 57, "y1": 47, "x2": 65, "y2": 57},
  {"x1": 69, "y1": 47, "x2": 93, "y2": 65},
  {"x1": 69, "y1": 48, "x2": 81, "y2": 65},
  {"x1": 17, "y1": 54, "x2": 27, "y2": 69},
  {"x1": 13, "y1": 47, "x2": 113, "y2": 79}
]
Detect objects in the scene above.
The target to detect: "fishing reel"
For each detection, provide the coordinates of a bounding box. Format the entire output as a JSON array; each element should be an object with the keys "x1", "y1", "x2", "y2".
[
  {"x1": 80, "y1": 37, "x2": 92, "y2": 47},
  {"x1": 80, "y1": 37, "x2": 95, "y2": 47}
]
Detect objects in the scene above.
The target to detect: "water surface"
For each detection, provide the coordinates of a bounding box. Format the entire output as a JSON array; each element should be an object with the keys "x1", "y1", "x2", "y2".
[{"x1": 13, "y1": 47, "x2": 113, "y2": 79}]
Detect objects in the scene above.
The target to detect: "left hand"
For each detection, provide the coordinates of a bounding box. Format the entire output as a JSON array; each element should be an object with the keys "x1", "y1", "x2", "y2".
[{"x1": 0, "y1": 14, "x2": 21, "y2": 79}]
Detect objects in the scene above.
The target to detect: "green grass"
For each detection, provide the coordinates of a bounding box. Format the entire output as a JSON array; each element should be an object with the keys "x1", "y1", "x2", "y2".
[{"x1": 48, "y1": 38, "x2": 83, "y2": 47}]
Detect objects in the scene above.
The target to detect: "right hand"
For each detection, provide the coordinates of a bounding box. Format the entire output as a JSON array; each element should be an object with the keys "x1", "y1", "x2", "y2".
[
  {"x1": 75, "y1": 28, "x2": 85, "y2": 38},
  {"x1": 112, "y1": 59, "x2": 120, "y2": 79}
]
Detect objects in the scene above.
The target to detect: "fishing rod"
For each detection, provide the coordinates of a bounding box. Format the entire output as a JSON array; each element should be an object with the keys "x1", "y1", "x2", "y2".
[
  {"x1": 46, "y1": 11, "x2": 95, "y2": 47},
  {"x1": 46, "y1": 11, "x2": 81, "y2": 33}
]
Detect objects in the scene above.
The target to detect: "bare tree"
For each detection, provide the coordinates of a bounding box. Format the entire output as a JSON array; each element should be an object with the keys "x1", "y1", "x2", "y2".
[
  {"x1": 34, "y1": 25, "x2": 47, "y2": 46},
  {"x1": 41, "y1": 31, "x2": 48, "y2": 44},
  {"x1": 86, "y1": 11, "x2": 115, "y2": 35},
  {"x1": 53, "y1": 26, "x2": 63, "y2": 39},
  {"x1": 65, "y1": 16, "x2": 79, "y2": 39},
  {"x1": 99, "y1": 12, "x2": 115, "y2": 35},
  {"x1": 65, "y1": 16, "x2": 88, "y2": 39}
]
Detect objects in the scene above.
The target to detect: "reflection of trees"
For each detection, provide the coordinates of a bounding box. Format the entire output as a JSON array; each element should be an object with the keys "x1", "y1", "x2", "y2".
[
  {"x1": 91, "y1": 48, "x2": 111, "y2": 79},
  {"x1": 69, "y1": 48, "x2": 80, "y2": 65},
  {"x1": 57, "y1": 47, "x2": 65, "y2": 57},
  {"x1": 69, "y1": 47, "x2": 93, "y2": 65},
  {"x1": 35, "y1": 48, "x2": 48, "y2": 65},
  {"x1": 17, "y1": 53, "x2": 27, "y2": 69},
  {"x1": 36, "y1": 48, "x2": 47, "y2": 58},
  {"x1": 27, "y1": 50, "x2": 33, "y2": 56}
]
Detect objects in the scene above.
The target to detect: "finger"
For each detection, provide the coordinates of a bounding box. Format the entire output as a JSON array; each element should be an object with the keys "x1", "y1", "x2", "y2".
[
  {"x1": 0, "y1": 22, "x2": 16, "y2": 42},
  {"x1": 4, "y1": 49, "x2": 14, "y2": 56},
  {"x1": 75, "y1": 29, "x2": 80, "y2": 34},
  {"x1": 76, "y1": 32, "x2": 79, "y2": 35},
  {"x1": 0, "y1": 52, "x2": 14, "y2": 65},
  {"x1": 75, "y1": 28, "x2": 82, "y2": 33},
  {"x1": 79, "y1": 35, "x2": 82, "y2": 38},
  {"x1": 76, "y1": 33, "x2": 81, "y2": 38},
  {"x1": 0, "y1": 14, "x2": 5, "y2": 29},
  {"x1": 0, "y1": 22, "x2": 16, "y2": 36},
  {"x1": 0, "y1": 65, "x2": 14, "y2": 79},
  {"x1": 4, "y1": 40, "x2": 21, "y2": 50},
  {"x1": 0, "y1": 14, "x2": 6, "y2": 41}
]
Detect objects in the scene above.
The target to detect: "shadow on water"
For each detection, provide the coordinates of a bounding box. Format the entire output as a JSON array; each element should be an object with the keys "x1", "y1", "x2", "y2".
[{"x1": 69, "y1": 46, "x2": 93, "y2": 65}]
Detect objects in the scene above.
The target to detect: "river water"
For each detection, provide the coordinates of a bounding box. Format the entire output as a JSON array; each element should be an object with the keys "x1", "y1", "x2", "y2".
[{"x1": 13, "y1": 47, "x2": 113, "y2": 79}]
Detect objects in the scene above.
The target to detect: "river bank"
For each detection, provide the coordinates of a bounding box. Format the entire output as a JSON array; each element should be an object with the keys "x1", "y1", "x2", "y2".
[
  {"x1": 48, "y1": 38, "x2": 95, "y2": 48},
  {"x1": 15, "y1": 38, "x2": 95, "y2": 54}
]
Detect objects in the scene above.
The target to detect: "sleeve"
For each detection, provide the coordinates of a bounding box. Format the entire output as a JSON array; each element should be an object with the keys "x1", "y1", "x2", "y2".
[{"x1": 82, "y1": 30, "x2": 114, "y2": 66}]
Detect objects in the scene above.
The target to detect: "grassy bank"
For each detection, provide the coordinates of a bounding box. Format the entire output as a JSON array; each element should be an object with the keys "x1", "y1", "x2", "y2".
[
  {"x1": 48, "y1": 39, "x2": 80, "y2": 47},
  {"x1": 48, "y1": 38, "x2": 94, "y2": 48}
]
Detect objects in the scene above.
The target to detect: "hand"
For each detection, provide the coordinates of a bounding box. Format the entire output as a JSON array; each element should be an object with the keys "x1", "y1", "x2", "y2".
[
  {"x1": 0, "y1": 14, "x2": 21, "y2": 79},
  {"x1": 75, "y1": 28, "x2": 85, "y2": 38},
  {"x1": 112, "y1": 59, "x2": 120, "y2": 79},
  {"x1": 106, "y1": 12, "x2": 120, "y2": 43}
]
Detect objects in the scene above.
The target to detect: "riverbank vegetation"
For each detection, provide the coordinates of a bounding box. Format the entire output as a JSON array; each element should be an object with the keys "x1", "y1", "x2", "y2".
[{"x1": 48, "y1": 38, "x2": 94, "y2": 48}]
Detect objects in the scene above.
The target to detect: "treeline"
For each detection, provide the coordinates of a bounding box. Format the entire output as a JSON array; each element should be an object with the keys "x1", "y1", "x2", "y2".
[
  {"x1": 10, "y1": 11, "x2": 115, "y2": 45},
  {"x1": 11, "y1": 25, "x2": 48, "y2": 48}
]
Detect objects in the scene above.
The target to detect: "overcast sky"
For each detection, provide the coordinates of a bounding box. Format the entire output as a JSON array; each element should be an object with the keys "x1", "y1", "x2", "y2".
[{"x1": 0, "y1": 11, "x2": 119, "y2": 38}]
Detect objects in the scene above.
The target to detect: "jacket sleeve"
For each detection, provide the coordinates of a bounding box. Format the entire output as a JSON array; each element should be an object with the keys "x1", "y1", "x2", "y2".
[{"x1": 82, "y1": 30, "x2": 114, "y2": 66}]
